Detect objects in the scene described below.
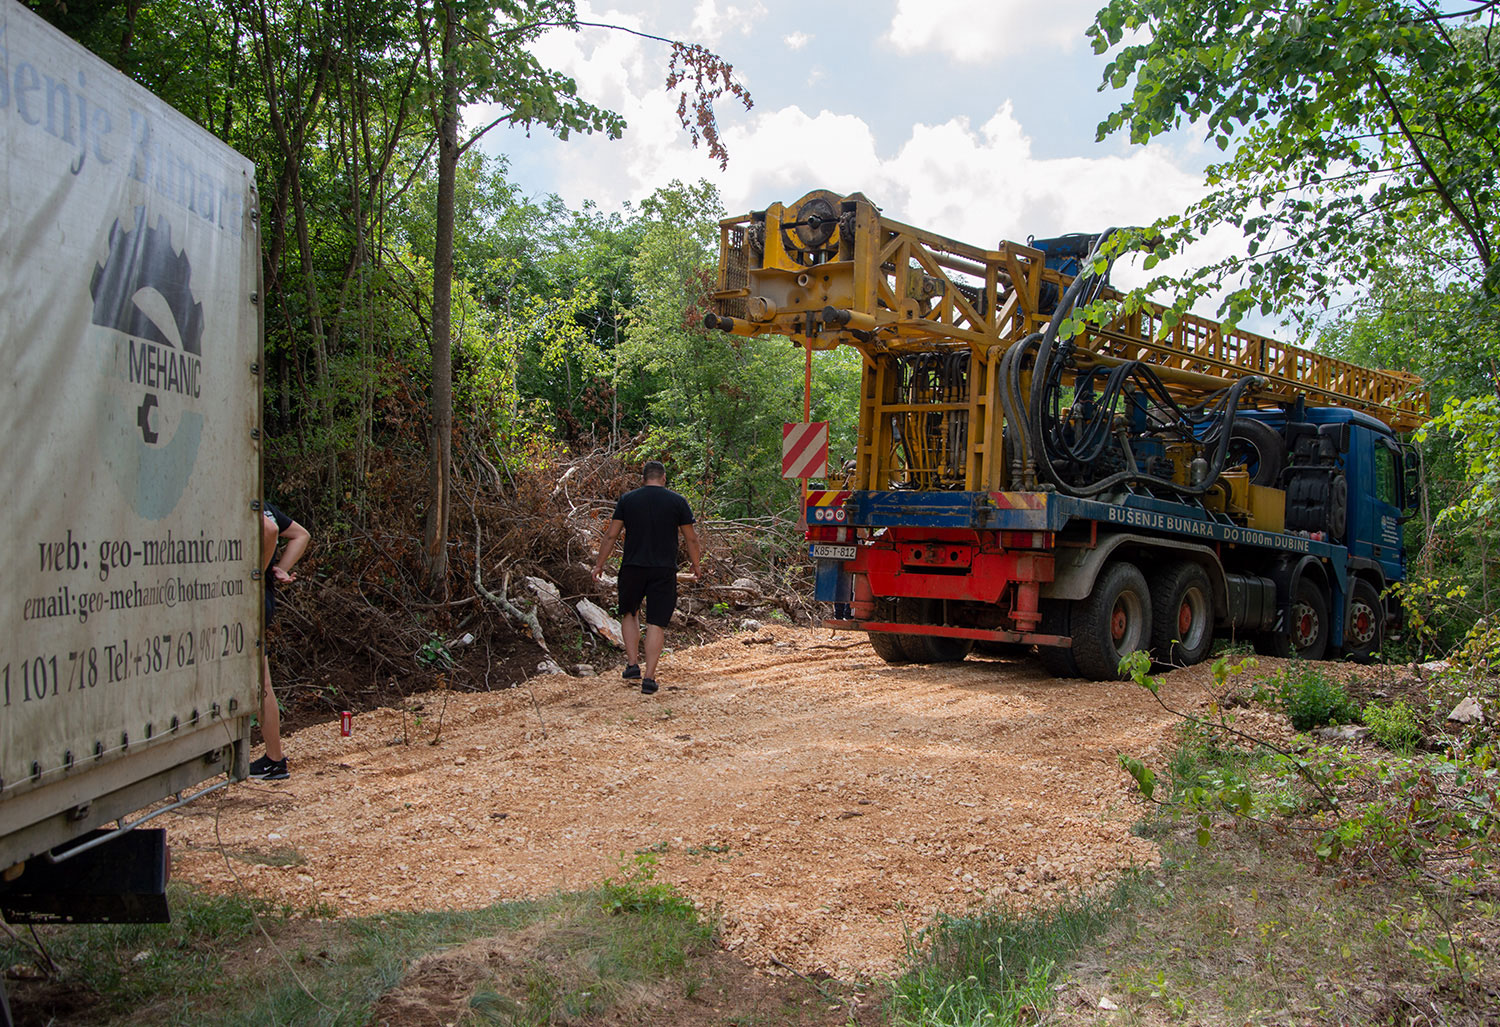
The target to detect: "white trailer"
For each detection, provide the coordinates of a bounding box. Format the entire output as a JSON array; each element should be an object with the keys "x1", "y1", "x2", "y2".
[{"x1": 0, "y1": 0, "x2": 261, "y2": 937}]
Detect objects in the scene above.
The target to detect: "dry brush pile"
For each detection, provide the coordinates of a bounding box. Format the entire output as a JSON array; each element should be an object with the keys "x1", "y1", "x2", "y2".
[{"x1": 265, "y1": 437, "x2": 817, "y2": 730}]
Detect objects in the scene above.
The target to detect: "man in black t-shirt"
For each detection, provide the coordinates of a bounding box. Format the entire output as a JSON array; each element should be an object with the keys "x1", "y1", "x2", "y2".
[{"x1": 592, "y1": 461, "x2": 702, "y2": 695}]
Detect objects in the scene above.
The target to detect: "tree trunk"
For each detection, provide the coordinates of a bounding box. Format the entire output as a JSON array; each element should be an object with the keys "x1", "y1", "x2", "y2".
[
  {"x1": 288, "y1": 166, "x2": 338, "y2": 494},
  {"x1": 422, "y1": 1, "x2": 458, "y2": 598}
]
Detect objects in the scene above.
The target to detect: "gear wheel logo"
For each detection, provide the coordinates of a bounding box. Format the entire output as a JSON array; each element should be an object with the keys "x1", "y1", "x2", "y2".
[
  {"x1": 90, "y1": 211, "x2": 204, "y2": 352},
  {"x1": 91, "y1": 209, "x2": 206, "y2": 521}
]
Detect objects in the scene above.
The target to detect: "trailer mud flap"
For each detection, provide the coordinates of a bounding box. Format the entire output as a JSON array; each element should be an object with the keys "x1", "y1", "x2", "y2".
[{"x1": 0, "y1": 828, "x2": 169, "y2": 924}]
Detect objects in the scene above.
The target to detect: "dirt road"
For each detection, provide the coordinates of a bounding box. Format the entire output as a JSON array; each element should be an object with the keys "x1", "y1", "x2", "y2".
[{"x1": 167, "y1": 624, "x2": 1235, "y2": 977}]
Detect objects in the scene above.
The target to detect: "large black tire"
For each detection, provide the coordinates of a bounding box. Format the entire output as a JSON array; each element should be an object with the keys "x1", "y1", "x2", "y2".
[
  {"x1": 1149, "y1": 562, "x2": 1215, "y2": 667},
  {"x1": 886, "y1": 598, "x2": 972, "y2": 663},
  {"x1": 1073, "y1": 562, "x2": 1153, "y2": 681},
  {"x1": 1254, "y1": 576, "x2": 1330, "y2": 660},
  {"x1": 1037, "y1": 598, "x2": 1081, "y2": 678},
  {"x1": 1343, "y1": 577, "x2": 1384, "y2": 663},
  {"x1": 1288, "y1": 577, "x2": 1331, "y2": 660},
  {"x1": 901, "y1": 633, "x2": 974, "y2": 663},
  {"x1": 974, "y1": 640, "x2": 1031, "y2": 659},
  {"x1": 868, "y1": 630, "x2": 910, "y2": 664},
  {"x1": 1227, "y1": 418, "x2": 1286, "y2": 486},
  {"x1": 1037, "y1": 646, "x2": 1079, "y2": 677}
]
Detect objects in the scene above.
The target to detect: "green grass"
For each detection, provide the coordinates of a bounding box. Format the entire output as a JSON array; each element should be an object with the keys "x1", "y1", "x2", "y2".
[
  {"x1": 1, "y1": 856, "x2": 718, "y2": 1027},
  {"x1": 884, "y1": 714, "x2": 1497, "y2": 1026},
  {"x1": 1045, "y1": 829, "x2": 1480, "y2": 1025},
  {"x1": 1362, "y1": 698, "x2": 1424, "y2": 753},
  {"x1": 887, "y1": 883, "x2": 1135, "y2": 1026},
  {"x1": 0, "y1": 886, "x2": 280, "y2": 1022},
  {"x1": 1040, "y1": 723, "x2": 1496, "y2": 1025}
]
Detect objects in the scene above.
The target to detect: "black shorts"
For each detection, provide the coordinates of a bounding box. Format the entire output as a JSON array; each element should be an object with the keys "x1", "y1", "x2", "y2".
[{"x1": 618, "y1": 565, "x2": 678, "y2": 628}]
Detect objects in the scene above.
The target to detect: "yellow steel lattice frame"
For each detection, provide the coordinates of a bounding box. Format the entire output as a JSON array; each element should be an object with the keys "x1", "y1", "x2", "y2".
[{"x1": 710, "y1": 192, "x2": 1429, "y2": 491}]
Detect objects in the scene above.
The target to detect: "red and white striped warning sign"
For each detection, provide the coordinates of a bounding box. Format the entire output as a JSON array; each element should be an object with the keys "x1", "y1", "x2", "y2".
[{"x1": 782, "y1": 421, "x2": 829, "y2": 479}]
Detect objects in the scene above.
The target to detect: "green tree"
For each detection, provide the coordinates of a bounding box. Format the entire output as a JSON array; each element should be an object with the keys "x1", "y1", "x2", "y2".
[
  {"x1": 1091, "y1": 0, "x2": 1500, "y2": 649},
  {"x1": 1089, "y1": 1, "x2": 1500, "y2": 332},
  {"x1": 411, "y1": 2, "x2": 750, "y2": 594},
  {"x1": 622, "y1": 181, "x2": 862, "y2": 519}
]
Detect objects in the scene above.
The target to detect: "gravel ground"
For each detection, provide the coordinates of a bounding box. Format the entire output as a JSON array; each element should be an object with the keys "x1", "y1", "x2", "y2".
[{"x1": 166, "y1": 624, "x2": 1252, "y2": 978}]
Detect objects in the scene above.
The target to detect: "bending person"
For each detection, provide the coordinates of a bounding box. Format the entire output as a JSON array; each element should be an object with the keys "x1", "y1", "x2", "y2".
[{"x1": 250, "y1": 502, "x2": 310, "y2": 780}]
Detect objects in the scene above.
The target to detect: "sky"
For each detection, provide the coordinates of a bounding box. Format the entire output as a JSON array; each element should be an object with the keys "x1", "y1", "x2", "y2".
[{"x1": 474, "y1": 0, "x2": 1238, "y2": 303}]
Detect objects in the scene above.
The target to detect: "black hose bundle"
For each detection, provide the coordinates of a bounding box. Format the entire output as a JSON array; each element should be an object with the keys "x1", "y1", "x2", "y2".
[{"x1": 1018, "y1": 232, "x2": 1264, "y2": 498}]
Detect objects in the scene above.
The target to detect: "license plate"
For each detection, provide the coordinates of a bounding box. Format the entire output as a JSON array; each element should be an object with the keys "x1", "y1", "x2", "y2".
[{"x1": 810, "y1": 543, "x2": 856, "y2": 560}]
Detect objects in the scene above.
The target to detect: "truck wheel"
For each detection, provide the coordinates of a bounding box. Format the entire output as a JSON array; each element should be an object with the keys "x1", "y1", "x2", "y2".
[
  {"x1": 1037, "y1": 599, "x2": 1081, "y2": 678},
  {"x1": 867, "y1": 630, "x2": 911, "y2": 664},
  {"x1": 1288, "y1": 578, "x2": 1330, "y2": 660},
  {"x1": 901, "y1": 633, "x2": 974, "y2": 663},
  {"x1": 1256, "y1": 577, "x2": 1330, "y2": 660},
  {"x1": 1150, "y1": 563, "x2": 1214, "y2": 667},
  {"x1": 1228, "y1": 418, "x2": 1285, "y2": 486},
  {"x1": 1343, "y1": 578, "x2": 1384, "y2": 663},
  {"x1": 887, "y1": 598, "x2": 972, "y2": 663},
  {"x1": 974, "y1": 640, "x2": 1030, "y2": 658},
  {"x1": 1038, "y1": 645, "x2": 1078, "y2": 677},
  {"x1": 1073, "y1": 562, "x2": 1153, "y2": 681}
]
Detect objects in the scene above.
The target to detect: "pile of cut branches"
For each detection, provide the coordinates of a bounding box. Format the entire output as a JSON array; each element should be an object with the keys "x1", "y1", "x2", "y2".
[{"x1": 263, "y1": 434, "x2": 815, "y2": 729}]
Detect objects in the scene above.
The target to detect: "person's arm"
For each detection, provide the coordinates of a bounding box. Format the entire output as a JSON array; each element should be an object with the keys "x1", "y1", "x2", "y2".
[
  {"x1": 261, "y1": 511, "x2": 282, "y2": 567},
  {"x1": 592, "y1": 519, "x2": 624, "y2": 580},
  {"x1": 272, "y1": 521, "x2": 310, "y2": 583},
  {"x1": 680, "y1": 522, "x2": 702, "y2": 579}
]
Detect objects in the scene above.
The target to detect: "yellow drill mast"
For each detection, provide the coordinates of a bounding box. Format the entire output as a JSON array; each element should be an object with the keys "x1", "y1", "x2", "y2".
[{"x1": 707, "y1": 190, "x2": 1428, "y2": 493}]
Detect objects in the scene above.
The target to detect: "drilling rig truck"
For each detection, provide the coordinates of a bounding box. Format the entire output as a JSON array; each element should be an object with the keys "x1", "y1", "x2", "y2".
[{"x1": 706, "y1": 190, "x2": 1427, "y2": 680}]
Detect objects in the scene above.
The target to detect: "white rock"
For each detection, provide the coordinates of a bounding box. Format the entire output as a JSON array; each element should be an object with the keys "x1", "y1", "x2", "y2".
[
  {"x1": 525, "y1": 576, "x2": 561, "y2": 602},
  {"x1": 740, "y1": 619, "x2": 762, "y2": 632},
  {"x1": 575, "y1": 664, "x2": 596, "y2": 677},
  {"x1": 536, "y1": 658, "x2": 566, "y2": 676},
  {"x1": 576, "y1": 599, "x2": 624, "y2": 647},
  {"x1": 583, "y1": 560, "x2": 617, "y2": 587},
  {"x1": 1313, "y1": 724, "x2": 1370, "y2": 742},
  {"x1": 1448, "y1": 696, "x2": 1485, "y2": 724},
  {"x1": 1417, "y1": 660, "x2": 1450, "y2": 675},
  {"x1": 1098, "y1": 996, "x2": 1119, "y2": 1011},
  {"x1": 731, "y1": 577, "x2": 757, "y2": 591}
]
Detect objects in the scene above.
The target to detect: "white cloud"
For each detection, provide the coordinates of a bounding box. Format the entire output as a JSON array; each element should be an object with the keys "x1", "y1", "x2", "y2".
[
  {"x1": 487, "y1": 35, "x2": 1203, "y2": 242},
  {"x1": 691, "y1": 0, "x2": 770, "y2": 43},
  {"x1": 784, "y1": 31, "x2": 811, "y2": 50},
  {"x1": 702, "y1": 103, "x2": 1207, "y2": 252},
  {"x1": 883, "y1": 0, "x2": 1101, "y2": 61},
  {"x1": 476, "y1": 14, "x2": 1264, "y2": 322}
]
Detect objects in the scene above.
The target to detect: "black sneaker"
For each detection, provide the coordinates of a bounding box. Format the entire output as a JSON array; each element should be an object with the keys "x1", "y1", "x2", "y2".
[
  {"x1": 622, "y1": 663, "x2": 641, "y2": 680},
  {"x1": 247, "y1": 755, "x2": 289, "y2": 781},
  {"x1": 641, "y1": 678, "x2": 658, "y2": 695}
]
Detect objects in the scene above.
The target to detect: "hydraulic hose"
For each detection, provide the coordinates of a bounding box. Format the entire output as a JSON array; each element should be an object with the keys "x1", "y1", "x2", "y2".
[
  {"x1": 1023, "y1": 229, "x2": 1268, "y2": 498},
  {"x1": 998, "y1": 332, "x2": 1043, "y2": 487}
]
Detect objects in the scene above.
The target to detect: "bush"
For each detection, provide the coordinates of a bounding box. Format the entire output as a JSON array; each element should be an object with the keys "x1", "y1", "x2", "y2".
[
  {"x1": 1362, "y1": 700, "x2": 1424, "y2": 754},
  {"x1": 1269, "y1": 664, "x2": 1360, "y2": 731}
]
